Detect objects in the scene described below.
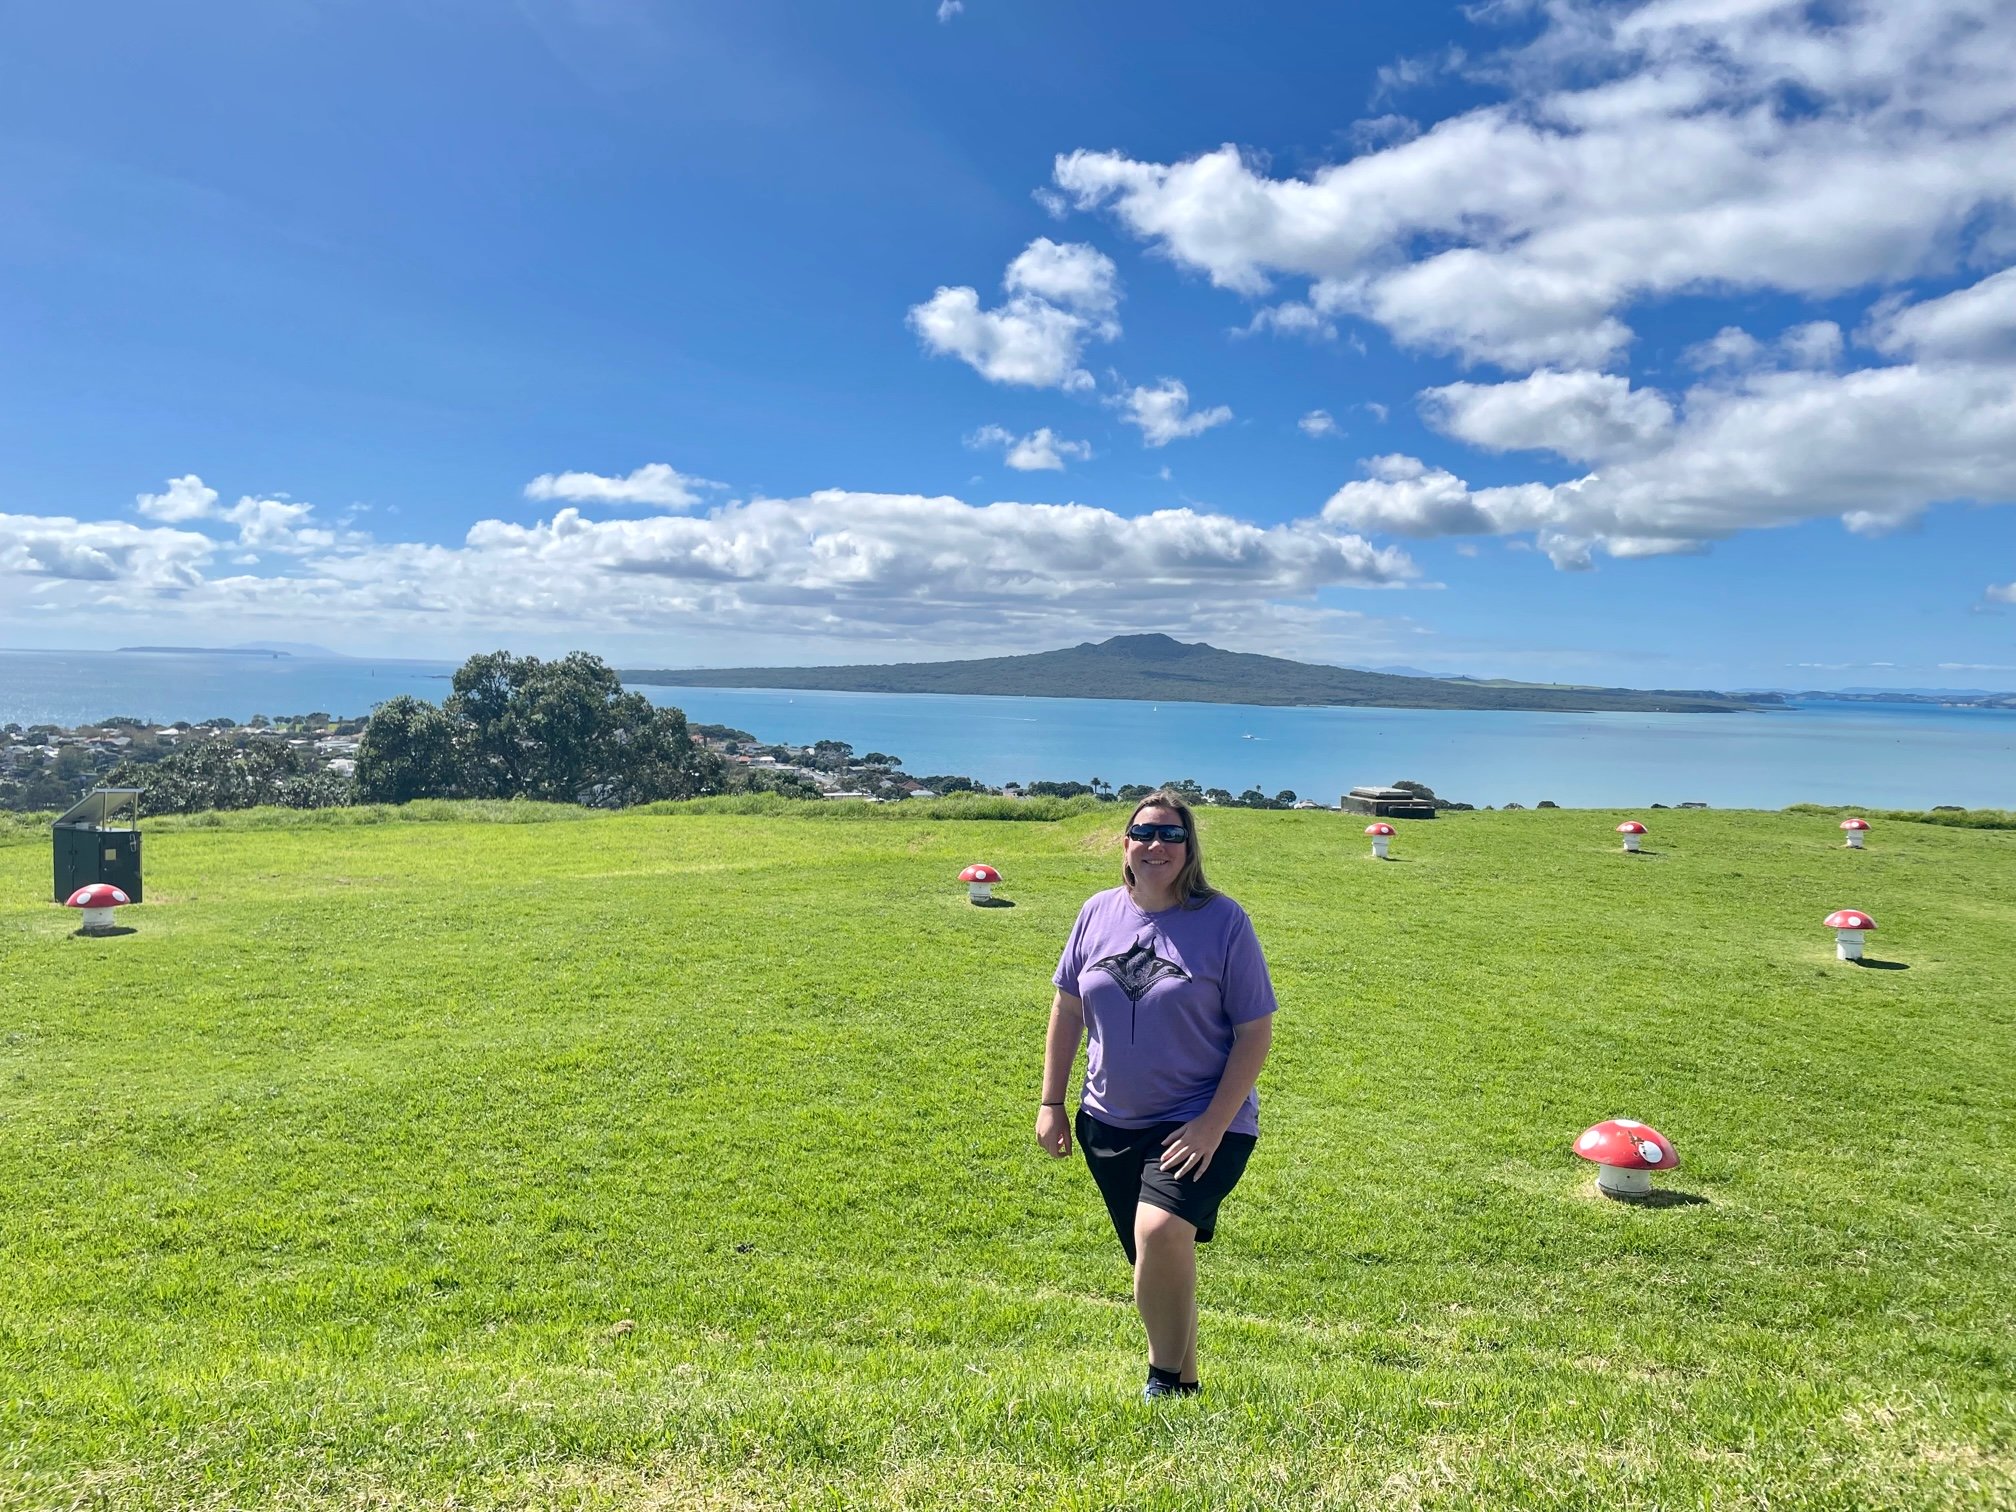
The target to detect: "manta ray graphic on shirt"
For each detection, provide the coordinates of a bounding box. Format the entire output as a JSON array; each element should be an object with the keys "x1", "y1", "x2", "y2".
[{"x1": 1088, "y1": 936, "x2": 1190, "y2": 1041}]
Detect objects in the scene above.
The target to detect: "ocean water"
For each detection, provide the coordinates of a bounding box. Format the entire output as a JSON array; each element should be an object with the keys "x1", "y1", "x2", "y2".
[
  {"x1": 0, "y1": 649, "x2": 459, "y2": 729},
  {"x1": 2, "y1": 649, "x2": 2010, "y2": 810}
]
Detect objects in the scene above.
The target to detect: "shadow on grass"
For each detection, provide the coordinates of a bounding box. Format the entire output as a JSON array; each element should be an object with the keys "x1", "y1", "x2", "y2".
[
  {"x1": 970, "y1": 897, "x2": 1018, "y2": 909},
  {"x1": 1850, "y1": 957, "x2": 1909, "y2": 971},
  {"x1": 72, "y1": 925, "x2": 139, "y2": 939},
  {"x1": 1609, "y1": 1188, "x2": 1712, "y2": 1209}
]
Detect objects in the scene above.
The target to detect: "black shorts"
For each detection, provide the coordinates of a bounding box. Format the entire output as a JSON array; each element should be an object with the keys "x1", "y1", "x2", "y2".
[{"x1": 1077, "y1": 1108, "x2": 1257, "y2": 1265}]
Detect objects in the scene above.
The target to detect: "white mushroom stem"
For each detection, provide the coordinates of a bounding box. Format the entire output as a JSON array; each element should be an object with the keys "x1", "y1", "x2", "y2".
[
  {"x1": 967, "y1": 881, "x2": 992, "y2": 903},
  {"x1": 1845, "y1": 831, "x2": 1865, "y2": 849},
  {"x1": 1835, "y1": 928, "x2": 1865, "y2": 961},
  {"x1": 1595, "y1": 1166, "x2": 1652, "y2": 1198},
  {"x1": 78, "y1": 906, "x2": 117, "y2": 931},
  {"x1": 1371, "y1": 835, "x2": 1390, "y2": 860},
  {"x1": 1621, "y1": 832, "x2": 1642, "y2": 852}
]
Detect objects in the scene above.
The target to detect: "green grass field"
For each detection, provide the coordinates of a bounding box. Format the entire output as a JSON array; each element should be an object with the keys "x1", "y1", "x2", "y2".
[{"x1": 3, "y1": 802, "x2": 2012, "y2": 1510}]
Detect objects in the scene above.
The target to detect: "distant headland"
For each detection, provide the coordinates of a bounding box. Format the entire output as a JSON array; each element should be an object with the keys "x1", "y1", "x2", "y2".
[
  {"x1": 624, "y1": 634, "x2": 1780, "y2": 715},
  {"x1": 115, "y1": 646, "x2": 293, "y2": 657}
]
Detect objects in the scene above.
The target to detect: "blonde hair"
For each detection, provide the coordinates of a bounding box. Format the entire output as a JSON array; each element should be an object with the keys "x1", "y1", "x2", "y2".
[{"x1": 1121, "y1": 789, "x2": 1216, "y2": 908}]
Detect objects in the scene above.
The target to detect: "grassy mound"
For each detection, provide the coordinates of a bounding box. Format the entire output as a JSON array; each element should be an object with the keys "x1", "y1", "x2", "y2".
[{"x1": 2, "y1": 805, "x2": 2011, "y2": 1509}]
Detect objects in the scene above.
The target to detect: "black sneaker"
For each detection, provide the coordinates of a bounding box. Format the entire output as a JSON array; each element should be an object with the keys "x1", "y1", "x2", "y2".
[{"x1": 1142, "y1": 1377, "x2": 1184, "y2": 1401}]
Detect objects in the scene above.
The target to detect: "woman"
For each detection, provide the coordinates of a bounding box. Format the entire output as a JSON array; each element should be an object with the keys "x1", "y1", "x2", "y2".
[{"x1": 1037, "y1": 790, "x2": 1277, "y2": 1400}]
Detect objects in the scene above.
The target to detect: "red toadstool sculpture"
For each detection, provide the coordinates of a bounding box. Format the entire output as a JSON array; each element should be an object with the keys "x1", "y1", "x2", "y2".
[
  {"x1": 64, "y1": 883, "x2": 131, "y2": 935},
  {"x1": 1823, "y1": 908, "x2": 1876, "y2": 961},
  {"x1": 1573, "y1": 1118, "x2": 1679, "y2": 1198}
]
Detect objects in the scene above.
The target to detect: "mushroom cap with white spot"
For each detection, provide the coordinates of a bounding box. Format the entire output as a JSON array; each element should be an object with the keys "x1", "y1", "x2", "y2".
[
  {"x1": 1823, "y1": 909, "x2": 1876, "y2": 931},
  {"x1": 1573, "y1": 1119, "x2": 1678, "y2": 1171},
  {"x1": 65, "y1": 884, "x2": 130, "y2": 908}
]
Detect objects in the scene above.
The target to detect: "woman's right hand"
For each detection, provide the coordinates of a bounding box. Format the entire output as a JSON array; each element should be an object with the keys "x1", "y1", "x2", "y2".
[{"x1": 1036, "y1": 1104, "x2": 1072, "y2": 1158}]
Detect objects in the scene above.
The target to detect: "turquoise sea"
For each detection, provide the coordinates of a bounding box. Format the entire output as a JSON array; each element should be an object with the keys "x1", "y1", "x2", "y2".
[{"x1": 2, "y1": 649, "x2": 2010, "y2": 810}]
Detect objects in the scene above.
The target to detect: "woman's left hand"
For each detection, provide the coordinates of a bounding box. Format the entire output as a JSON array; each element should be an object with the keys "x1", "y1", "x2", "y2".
[{"x1": 1159, "y1": 1118, "x2": 1226, "y2": 1180}]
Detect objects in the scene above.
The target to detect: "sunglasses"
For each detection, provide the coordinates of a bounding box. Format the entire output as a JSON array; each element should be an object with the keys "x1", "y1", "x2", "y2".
[{"x1": 1126, "y1": 823, "x2": 1190, "y2": 844}]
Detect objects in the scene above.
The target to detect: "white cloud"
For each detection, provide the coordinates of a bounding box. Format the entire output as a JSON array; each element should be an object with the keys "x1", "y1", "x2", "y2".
[
  {"x1": 1687, "y1": 321, "x2": 1843, "y2": 373},
  {"x1": 966, "y1": 424, "x2": 1094, "y2": 471},
  {"x1": 1325, "y1": 333, "x2": 2016, "y2": 565},
  {"x1": 1, "y1": 511, "x2": 215, "y2": 587},
  {"x1": 1116, "y1": 379, "x2": 1233, "y2": 447},
  {"x1": 1240, "y1": 302, "x2": 1336, "y2": 341},
  {"x1": 1300, "y1": 409, "x2": 1342, "y2": 438},
  {"x1": 1780, "y1": 320, "x2": 1844, "y2": 370},
  {"x1": 1868, "y1": 266, "x2": 2016, "y2": 361},
  {"x1": 1004, "y1": 238, "x2": 1118, "y2": 317},
  {"x1": 135, "y1": 474, "x2": 220, "y2": 523},
  {"x1": 909, "y1": 238, "x2": 1121, "y2": 390},
  {"x1": 1054, "y1": 2, "x2": 2016, "y2": 369},
  {"x1": 1987, "y1": 581, "x2": 2016, "y2": 605},
  {"x1": 1685, "y1": 326, "x2": 1766, "y2": 372},
  {"x1": 1322, "y1": 456, "x2": 1508, "y2": 541},
  {"x1": 1348, "y1": 114, "x2": 1421, "y2": 150},
  {"x1": 524, "y1": 463, "x2": 721, "y2": 510},
  {"x1": 4, "y1": 481, "x2": 1418, "y2": 649},
  {"x1": 1421, "y1": 369, "x2": 1676, "y2": 462},
  {"x1": 1363, "y1": 401, "x2": 1389, "y2": 423},
  {"x1": 936, "y1": 0, "x2": 963, "y2": 18},
  {"x1": 224, "y1": 496, "x2": 340, "y2": 554}
]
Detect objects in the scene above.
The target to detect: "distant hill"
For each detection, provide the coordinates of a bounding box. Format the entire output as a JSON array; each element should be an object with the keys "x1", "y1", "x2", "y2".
[
  {"x1": 116, "y1": 646, "x2": 291, "y2": 657},
  {"x1": 624, "y1": 634, "x2": 1774, "y2": 713}
]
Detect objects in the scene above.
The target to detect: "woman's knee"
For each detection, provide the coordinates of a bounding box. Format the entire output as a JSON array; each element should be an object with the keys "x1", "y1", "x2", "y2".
[{"x1": 1134, "y1": 1202, "x2": 1198, "y2": 1252}]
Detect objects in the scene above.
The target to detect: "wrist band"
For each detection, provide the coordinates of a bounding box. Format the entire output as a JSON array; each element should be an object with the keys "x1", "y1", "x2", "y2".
[{"x1": 1040, "y1": 1099, "x2": 1065, "y2": 1106}]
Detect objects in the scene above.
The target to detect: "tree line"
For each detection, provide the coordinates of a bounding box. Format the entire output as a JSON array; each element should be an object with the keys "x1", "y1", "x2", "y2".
[{"x1": 90, "y1": 651, "x2": 730, "y2": 816}]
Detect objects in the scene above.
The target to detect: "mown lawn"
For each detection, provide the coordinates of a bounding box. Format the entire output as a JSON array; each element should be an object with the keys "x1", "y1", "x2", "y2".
[{"x1": 2, "y1": 803, "x2": 2012, "y2": 1510}]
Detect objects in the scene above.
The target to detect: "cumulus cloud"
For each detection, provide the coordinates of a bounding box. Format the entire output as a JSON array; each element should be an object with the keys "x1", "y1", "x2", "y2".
[
  {"x1": 135, "y1": 474, "x2": 221, "y2": 523},
  {"x1": 936, "y1": 0, "x2": 962, "y2": 19},
  {"x1": 1687, "y1": 321, "x2": 1844, "y2": 374},
  {"x1": 2, "y1": 512, "x2": 215, "y2": 588},
  {"x1": 4, "y1": 480, "x2": 1417, "y2": 647},
  {"x1": 1053, "y1": 1, "x2": 2016, "y2": 369},
  {"x1": 1421, "y1": 369, "x2": 1676, "y2": 462},
  {"x1": 525, "y1": 463, "x2": 721, "y2": 509},
  {"x1": 128, "y1": 473, "x2": 357, "y2": 556},
  {"x1": 1327, "y1": 326, "x2": 2016, "y2": 565},
  {"x1": 1116, "y1": 379, "x2": 1233, "y2": 447},
  {"x1": 1987, "y1": 581, "x2": 2016, "y2": 605},
  {"x1": 224, "y1": 496, "x2": 340, "y2": 554},
  {"x1": 909, "y1": 238, "x2": 1121, "y2": 390},
  {"x1": 966, "y1": 424, "x2": 1094, "y2": 471},
  {"x1": 1300, "y1": 409, "x2": 1342, "y2": 438},
  {"x1": 1004, "y1": 238, "x2": 1118, "y2": 318},
  {"x1": 1868, "y1": 266, "x2": 2016, "y2": 361},
  {"x1": 1239, "y1": 301, "x2": 1336, "y2": 341}
]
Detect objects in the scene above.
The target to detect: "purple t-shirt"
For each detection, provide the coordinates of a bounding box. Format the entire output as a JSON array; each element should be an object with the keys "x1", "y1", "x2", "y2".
[{"x1": 1053, "y1": 887, "x2": 1278, "y2": 1137}]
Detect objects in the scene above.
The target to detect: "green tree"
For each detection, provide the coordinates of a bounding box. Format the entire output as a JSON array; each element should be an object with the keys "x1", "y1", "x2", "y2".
[
  {"x1": 442, "y1": 651, "x2": 726, "y2": 806},
  {"x1": 356, "y1": 696, "x2": 462, "y2": 803}
]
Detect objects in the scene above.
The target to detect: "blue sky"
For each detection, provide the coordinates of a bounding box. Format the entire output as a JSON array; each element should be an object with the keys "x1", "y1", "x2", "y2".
[{"x1": 2, "y1": 0, "x2": 2013, "y2": 688}]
